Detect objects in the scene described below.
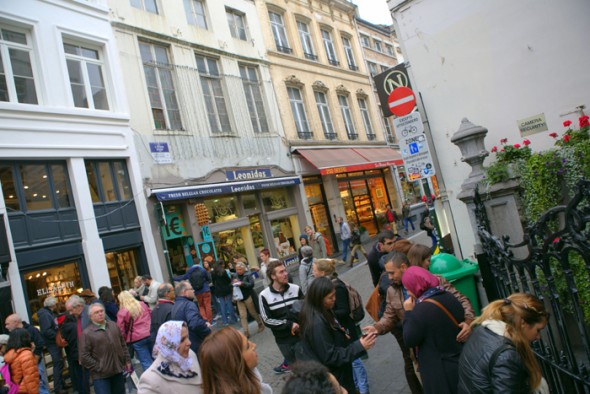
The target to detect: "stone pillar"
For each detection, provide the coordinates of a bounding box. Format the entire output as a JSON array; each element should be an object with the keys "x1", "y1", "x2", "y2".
[{"x1": 452, "y1": 119, "x2": 528, "y2": 305}]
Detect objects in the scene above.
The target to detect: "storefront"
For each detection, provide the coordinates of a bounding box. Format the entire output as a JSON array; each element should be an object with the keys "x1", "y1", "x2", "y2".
[
  {"x1": 152, "y1": 171, "x2": 306, "y2": 271},
  {"x1": 294, "y1": 146, "x2": 404, "y2": 240}
]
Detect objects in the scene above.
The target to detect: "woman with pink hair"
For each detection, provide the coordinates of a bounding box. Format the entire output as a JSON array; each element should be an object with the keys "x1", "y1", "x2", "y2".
[{"x1": 401, "y1": 266, "x2": 464, "y2": 394}]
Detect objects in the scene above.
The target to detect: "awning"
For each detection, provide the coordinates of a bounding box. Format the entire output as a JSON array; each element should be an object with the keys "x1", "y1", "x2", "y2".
[
  {"x1": 151, "y1": 176, "x2": 301, "y2": 201},
  {"x1": 295, "y1": 147, "x2": 403, "y2": 175}
]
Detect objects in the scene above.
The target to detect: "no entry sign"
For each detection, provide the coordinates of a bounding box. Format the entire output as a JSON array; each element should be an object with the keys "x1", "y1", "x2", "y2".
[{"x1": 388, "y1": 87, "x2": 416, "y2": 117}]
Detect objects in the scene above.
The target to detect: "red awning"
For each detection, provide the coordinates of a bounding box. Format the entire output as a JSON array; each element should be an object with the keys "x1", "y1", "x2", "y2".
[{"x1": 296, "y1": 147, "x2": 403, "y2": 175}]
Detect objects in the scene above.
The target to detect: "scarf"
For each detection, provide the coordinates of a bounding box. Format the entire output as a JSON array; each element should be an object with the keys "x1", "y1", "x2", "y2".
[{"x1": 153, "y1": 321, "x2": 193, "y2": 372}]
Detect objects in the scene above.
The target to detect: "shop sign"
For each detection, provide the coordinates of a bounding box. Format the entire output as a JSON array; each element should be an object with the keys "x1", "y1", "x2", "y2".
[
  {"x1": 226, "y1": 168, "x2": 271, "y2": 181},
  {"x1": 162, "y1": 206, "x2": 188, "y2": 240},
  {"x1": 155, "y1": 177, "x2": 301, "y2": 201},
  {"x1": 374, "y1": 62, "x2": 413, "y2": 117},
  {"x1": 284, "y1": 255, "x2": 299, "y2": 267},
  {"x1": 320, "y1": 160, "x2": 403, "y2": 175},
  {"x1": 517, "y1": 113, "x2": 548, "y2": 137},
  {"x1": 37, "y1": 281, "x2": 75, "y2": 297},
  {"x1": 149, "y1": 142, "x2": 173, "y2": 164},
  {"x1": 196, "y1": 241, "x2": 217, "y2": 262}
]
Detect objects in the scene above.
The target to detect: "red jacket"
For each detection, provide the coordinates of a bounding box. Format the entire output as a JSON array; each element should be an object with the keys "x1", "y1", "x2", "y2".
[
  {"x1": 116, "y1": 302, "x2": 152, "y2": 343},
  {"x1": 4, "y1": 348, "x2": 40, "y2": 393}
]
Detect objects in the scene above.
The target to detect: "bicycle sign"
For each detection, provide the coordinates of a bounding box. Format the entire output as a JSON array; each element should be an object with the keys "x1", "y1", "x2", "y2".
[{"x1": 393, "y1": 112, "x2": 424, "y2": 142}]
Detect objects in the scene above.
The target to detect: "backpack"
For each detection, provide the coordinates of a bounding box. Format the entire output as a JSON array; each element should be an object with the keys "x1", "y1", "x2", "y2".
[
  {"x1": 386, "y1": 209, "x2": 395, "y2": 223},
  {"x1": 0, "y1": 363, "x2": 20, "y2": 394},
  {"x1": 350, "y1": 229, "x2": 361, "y2": 245},
  {"x1": 343, "y1": 281, "x2": 365, "y2": 322},
  {"x1": 190, "y1": 266, "x2": 205, "y2": 291},
  {"x1": 324, "y1": 236, "x2": 331, "y2": 256}
]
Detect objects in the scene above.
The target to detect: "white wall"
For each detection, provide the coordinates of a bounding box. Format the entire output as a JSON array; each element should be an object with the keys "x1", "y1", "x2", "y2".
[{"x1": 389, "y1": 0, "x2": 590, "y2": 258}]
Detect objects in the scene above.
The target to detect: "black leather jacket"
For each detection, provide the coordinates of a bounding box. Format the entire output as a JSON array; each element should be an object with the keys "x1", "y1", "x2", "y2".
[{"x1": 458, "y1": 324, "x2": 531, "y2": 393}]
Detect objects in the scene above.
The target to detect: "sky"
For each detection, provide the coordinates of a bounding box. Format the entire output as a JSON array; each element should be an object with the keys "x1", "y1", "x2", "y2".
[{"x1": 351, "y1": 0, "x2": 393, "y2": 25}]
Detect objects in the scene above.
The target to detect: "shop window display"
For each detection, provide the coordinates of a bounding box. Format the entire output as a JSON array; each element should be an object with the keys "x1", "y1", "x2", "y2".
[
  {"x1": 203, "y1": 196, "x2": 238, "y2": 223},
  {"x1": 261, "y1": 189, "x2": 289, "y2": 211},
  {"x1": 105, "y1": 248, "x2": 139, "y2": 295},
  {"x1": 24, "y1": 261, "x2": 83, "y2": 316},
  {"x1": 270, "y1": 216, "x2": 298, "y2": 258}
]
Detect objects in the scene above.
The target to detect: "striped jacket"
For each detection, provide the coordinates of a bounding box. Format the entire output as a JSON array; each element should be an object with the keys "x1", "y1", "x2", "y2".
[{"x1": 259, "y1": 283, "x2": 303, "y2": 339}]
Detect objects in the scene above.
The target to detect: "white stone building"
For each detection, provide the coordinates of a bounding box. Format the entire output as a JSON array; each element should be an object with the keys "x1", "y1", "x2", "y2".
[
  {"x1": 107, "y1": 0, "x2": 301, "y2": 274},
  {"x1": 0, "y1": 0, "x2": 162, "y2": 320}
]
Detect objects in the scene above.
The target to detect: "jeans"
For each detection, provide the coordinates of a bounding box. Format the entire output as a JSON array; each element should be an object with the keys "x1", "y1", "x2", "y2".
[
  {"x1": 38, "y1": 360, "x2": 50, "y2": 394},
  {"x1": 404, "y1": 217, "x2": 415, "y2": 231},
  {"x1": 47, "y1": 343, "x2": 64, "y2": 392},
  {"x1": 352, "y1": 358, "x2": 369, "y2": 394},
  {"x1": 215, "y1": 294, "x2": 237, "y2": 325},
  {"x1": 132, "y1": 337, "x2": 154, "y2": 371},
  {"x1": 341, "y1": 238, "x2": 351, "y2": 262},
  {"x1": 196, "y1": 291, "x2": 213, "y2": 323},
  {"x1": 66, "y1": 351, "x2": 83, "y2": 394},
  {"x1": 93, "y1": 373, "x2": 125, "y2": 394}
]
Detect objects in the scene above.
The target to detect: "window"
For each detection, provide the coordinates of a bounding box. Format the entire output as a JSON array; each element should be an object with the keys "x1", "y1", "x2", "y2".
[
  {"x1": 358, "y1": 98, "x2": 374, "y2": 139},
  {"x1": 0, "y1": 25, "x2": 38, "y2": 104},
  {"x1": 0, "y1": 163, "x2": 72, "y2": 212},
  {"x1": 360, "y1": 34, "x2": 370, "y2": 48},
  {"x1": 130, "y1": 0, "x2": 158, "y2": 14},
  {"x1": 183, "y1": 0, "x2": 207, "y2": 29},
  {"x1": 338, "y1": 95, "x2": 356, "y2": 139},
  {"x1": 367, "y1": 61, "x2": 378, "y2": 76},
  {"x1": 314, "y1": 90, "x2": 335, "y2": 139},
  {"x1": 297, "y1": 21, "x2": 316, "y2": 61},
  {"x1": 226, "y1": 8, "x2": 247, "y2": 40},
  {"x1": 85, "y1": 160, "x2": 132, "y2": 203},
  {"x1": 287, "y1": 87, "x2": 311, "y2": 138},
  {"x1": 374, "y1": 39, "x2": 382, "y2": 52},
  {"x1": 239, "y1": 65, "x2": 268, "y2": 133},
  {"x1": 63, "y1": 41, "x2": 109, "y2": 110},
  {"x1": 341, "y1": 36, "x2": 356, "y2": 71},
  {"x1": 269, "y1": 12, "x2": 291, "y2": 54},
  {"x1": 386, "y1": 44, "x2": 394, "y2": 56},
  {"x1": 196, "y1": 54, "x2": 231, "y2": 133},
  {"x1": 139, "y1": 41, "x2": 182, "y2": 130},
  {"x1": 321, "y1": 29, "x2": 338, "y2": 66},
  {"x1": 380, "y1": 64, "x2": 389, "y2": 73}
]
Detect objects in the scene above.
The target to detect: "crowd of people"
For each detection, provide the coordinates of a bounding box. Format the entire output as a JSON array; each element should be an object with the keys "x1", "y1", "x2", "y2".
[{"x1": 0, "y1": 221, "x2": 550, "y2": 394}]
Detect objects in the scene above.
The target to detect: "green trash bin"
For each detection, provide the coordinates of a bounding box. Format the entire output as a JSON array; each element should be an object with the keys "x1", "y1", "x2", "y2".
[{"x1": 429, "y1": 253, "x2": 481, "y2": 316}]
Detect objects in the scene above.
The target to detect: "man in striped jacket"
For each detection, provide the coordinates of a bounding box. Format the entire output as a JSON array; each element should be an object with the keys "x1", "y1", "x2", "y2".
[{"x1": 259, "y1": 260, "x2": 303, "y2": 374}]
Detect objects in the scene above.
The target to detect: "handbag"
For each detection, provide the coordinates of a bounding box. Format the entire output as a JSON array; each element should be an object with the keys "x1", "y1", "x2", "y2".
[
  {"x1": 232, "y1": 286, "x2": 244, "y2": 302},
  {"x1": 1, "y1": 362, "x2": 20, "y2": 394},
  {"x1": 365, "y1": 285, "x2": 382, "y2": 322},
  {"x1": 55, "y1": 330, "x2": 68, "y2": 348}
]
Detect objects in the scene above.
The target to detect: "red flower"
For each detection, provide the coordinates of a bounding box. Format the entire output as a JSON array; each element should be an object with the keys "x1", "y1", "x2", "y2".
[
  {"x1": 500, "y1": 148, "x2": 505, "y2": 152},
  {"x1": 563, "y1": 120, "x2": 572, "y2": 127},
  {"x1": 490, "y1": 146, "x2": 498, "y2": 153},
  {"x1": 549, "y1": 132, "x2": 558, "y2": 138},
  {"x1": 513, "y1": 143, "x2": 521, "y2": 149},
  {"x1": 563, "y1": 135, "x2": 571, "y2": 143},
  {"x1": 580, "y1": 115, "x2": 590, "y2": 128},
  {"x1": 500, "y1": 138, "x2": 508, "y2": 144},
  {"x1": 552, "y1": 237, "x2": 561, "y2": 244},
  {"x1": 522, "y1": 139, "x2": 531, "y2": 146},
  {"x1": 421, "y1": 195, "x2": 427, "y2": 202}
]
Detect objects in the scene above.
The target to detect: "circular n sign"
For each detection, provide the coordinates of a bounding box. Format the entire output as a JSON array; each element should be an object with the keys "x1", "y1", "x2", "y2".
[{"x1": 388, "y1": 87, "x2": 416, "y2": 117}]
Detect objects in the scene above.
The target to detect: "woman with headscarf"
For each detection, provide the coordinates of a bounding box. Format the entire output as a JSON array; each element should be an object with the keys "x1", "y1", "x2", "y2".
[
  {"x1": 458, "y1": 293, "x2": 549, "y2": 394},
  {"x1": 117, "y1": 290, "x2": 153, "y2": 372},
  {"x1": 299, "y1": 276, "x2": 376, "y2": 393},
  {"x1": 138, "y1": 321, "x2": 203, "y2": 394},
  {"x1": 401, "y1": 266, "x2": 464, "y2": 394},
  {"x1": 199, "y1": 326, "x2": 271, "y2": 394}
]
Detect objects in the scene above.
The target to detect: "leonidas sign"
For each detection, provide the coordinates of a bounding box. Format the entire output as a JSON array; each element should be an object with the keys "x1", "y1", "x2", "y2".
[{"x1": 517, "y1": 113, "x2": 548, "y2": 137}]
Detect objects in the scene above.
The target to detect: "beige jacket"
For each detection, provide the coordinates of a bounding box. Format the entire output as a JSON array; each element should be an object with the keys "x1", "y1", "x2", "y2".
[{"x1": 137, "y1": 351, "x2": 203, "y2": 394}]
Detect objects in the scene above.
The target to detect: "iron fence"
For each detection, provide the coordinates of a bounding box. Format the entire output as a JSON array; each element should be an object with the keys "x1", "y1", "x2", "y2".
[{"x1": 474, "y1": 179, "x2": 590, "y2": 393}]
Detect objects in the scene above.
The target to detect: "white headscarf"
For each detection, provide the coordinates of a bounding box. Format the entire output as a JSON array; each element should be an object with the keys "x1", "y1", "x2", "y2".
[{"x1": 153, "y1": 320, "x2": 193, "y2": 371}]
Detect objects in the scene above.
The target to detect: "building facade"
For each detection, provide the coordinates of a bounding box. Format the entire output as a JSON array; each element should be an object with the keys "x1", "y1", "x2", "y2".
[
  {"x1": 0, "y1": 0, "x2": 162, "y2": 320},
  {"x1": 108, "y1": 0, "x2": 304, "y2": 274},
  {"x1": 387, "y1": 0, "x2": 590, "y2": 258},
  {"x1": 254, "y1": 0, "x2": 405, "y2": 251}
]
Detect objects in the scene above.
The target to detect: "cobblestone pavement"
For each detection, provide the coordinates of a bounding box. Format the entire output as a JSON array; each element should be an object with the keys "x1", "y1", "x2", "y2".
[{"x1": 247, "y1": 230, "x2": 431, "y2": 393}]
